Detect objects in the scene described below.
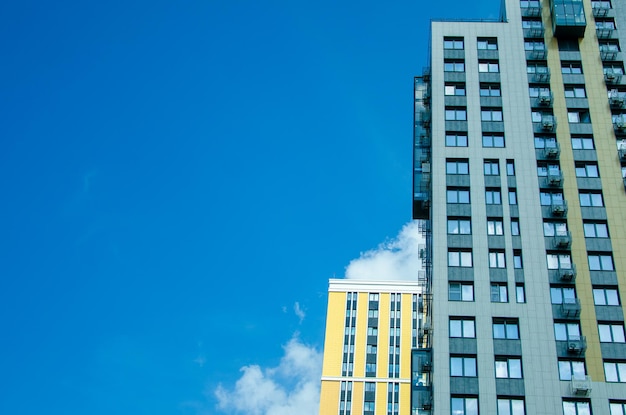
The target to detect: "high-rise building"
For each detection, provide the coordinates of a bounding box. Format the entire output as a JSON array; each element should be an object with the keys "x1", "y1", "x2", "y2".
[{"x1": 320, "y1": 0, "x2": 626, "y2": 414}]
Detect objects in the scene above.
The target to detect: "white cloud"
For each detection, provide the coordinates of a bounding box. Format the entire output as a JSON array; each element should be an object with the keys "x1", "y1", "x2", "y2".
[
  {"x1": 213, "y1": 335, "x2": 322, "y2": 415},
  {"x1": 293, "y1": 302, "x2": 305, "y2": 323},
  {"x1": 345, "y1": 221, "x2": 424, "y2": 280}
]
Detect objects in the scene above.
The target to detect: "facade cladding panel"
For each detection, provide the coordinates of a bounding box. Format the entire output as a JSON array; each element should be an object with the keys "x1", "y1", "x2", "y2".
[{"x1": 319, "y1": 0, "x2": 626, "y2": 414}]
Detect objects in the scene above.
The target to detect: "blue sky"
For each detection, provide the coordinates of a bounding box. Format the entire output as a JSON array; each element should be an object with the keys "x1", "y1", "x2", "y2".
[{"x1": 0, "y1": 1, "x2": 498, "y2": 414}]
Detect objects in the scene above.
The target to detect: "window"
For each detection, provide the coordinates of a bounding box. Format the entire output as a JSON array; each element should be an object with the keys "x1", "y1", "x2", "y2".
[
  {"x1": 516, "y1": 284, "x2": 526, "y2": 303},
  {"x1": 451, "y1": 397, "x2": 478, "y2": 415},
  {"x1": 564, "y1": 85, "x2": 587, "y2": 98},
  {"x1": 369, "y1": 293, "x2": 379, "y2": 301},
  {"x1": 448, "y1": 250, "x2": 473, "y2": 267},
  {"x1": 537, "y1": 162, "x2": 560, "y2": 176},
  {"x1": 554, "y1": 322, "x2": 582, "y2": 341},
  {"x1": 477, "y1": 37, "x2": 498, "y2": 50},
  {"x1": 568, "y1": 110, "x2": 591, "y2": 123},
  {"x1": 448, "y1": 218, "x2": 471, "y2": 234},
  {"x1": 495, "y1": 357, "x2": 522, "y2": 378},
  {"x1": 449, "y1": 282, "x2": 474, "y2": 301},
  {"x1": 447, "y1": 188, "x2": 470, "y2": 203},
  {"x1": 480, "y1": 83, "x2": 501, "y2": 96},
  {"x1": 563, "y1": 401, "x2": 590, "y2": 415},
  {"x1": 544, "y1": 221, "x2": 568, "y2": 236},
  {"x1": 575, "y1": 163, "x2": 599, "y2": 177},
  {"x1": 540, "y1": 191, "x2": 564, "y2": 206},
  {"x1": 571, "y1": 136, "x2": 594, "y2": 149},
  {"x1": 489, "y1": 251, "x2": 506, "y2": 268},
  {"x1": 486, "y1": 188, "x2": 502, "y2": 205},
  {"x1": 593, "y1": 287, "x2": 620, "y2": 305},
  {"x1": 532, "y1": 110, "x2": 552, "y2": 123},
  {"x1": 520, "y1": 0, "x2": 540, "y2": 7},
  {"x1": 588, "y1": 254, "x2": 614, "y2": 271},
  {"x1": 527, "y1": 63, "x2": 549, "y2": 74},
  {"x1": 522, "y1": 18, "x2": 543, "y2": 28},
  {"x1": 484, "y1": 160, "x2": 500, "y2": 175},
  {"x1": 605, "y1": 361, "x2": 626, "y2": 382},
  {"x1": 511, "y1": 219, "x2": 520, "y2": 236},
  {"x1": 446, "y1": 107, "x2": 467, "y2": 121},
  {"x1": 547, "y1": 253, "x2": 572, "y2": 269},
  {"x1": 610, "y1": 401, "x2": 626, "y2": 415},
  {"x1": 583, "y1": 222, "x2": 608, "y2": 238},
  {"x1": 365, "y1": 363, "x2": 377, "y2": 376},
  {"x1": 508, "y1": 189, "x2": 517, "y2": 205},
  {"x1": 487, "y1": 218, "x2": 504, "y2": 235},
  {"x1": 444, "y1": 37, "x2": 464, "y2": 49},
  {"x1": 604, "y1": 63, "x2": 625, "y2": 75},
  {"x1": 558, "y1": 39, "x2": 580, "y2": 52},
  {"x1": 450, "y1": 356, "x2": 477, "y2": 377},
  {"x1": 599, "y1": 39, "x2": 620, "y2": 51},
  {"x1": 444, "y1": 60, "x2": 465, "y2": 72},
  {"x1": 579, "y1": 191, "x2": 604, "y2": 207},
  {"x1": 368, "y1": 309, "x2": 378, "y2": 318},
  {"x1": 506, "y1": 160, "x2": 515, "y2": 176},
  {"x1": 479, "y1": 60, "x2": 500, "y2": 73},
  {"x1": 450, "y1": 317, "x2": 476, "y2": 338},
  {"x1": 491, "y1": 282, "x2": 508, "y2": 302},
  {"x1": 367, "y1": 327, "x2": 379, "y2": 336},
  {"x1": 364, "y1": 382, "x2": 376, "y2": 392},
  {"x1": 596, "y1": 18, "x2": 616, "y2": 29},
  {"x1": 481, "y1": 108, "x2": 503, "y2": 122},
  {"x1": 562, "y1": 61, "x2": 583, "y2": 74},
  {"x1": 493, "y1": 318, "x2": 519, "y2": 339},
  {"x1": 447, "y1": 159, "x2": 469, "y2": 174},
  {"x1": 497, "y1": 398, "x2": 525, "y2": 415},
  {"x1": 445, "y1": 83, "x2": 466, "y2": 96},
  {"x1": 550, "y1": 286, "x2": 576, "y2": 304},
  {"x1": 599, "y1": 323, "x2": 625, "y2": 343},
  {"x1": 529, "y1": 85, "x2": 551, "y2": 97},
  {"x1": 524, "y1": 40, "x2": 545, "y2": 51},
  {"x1": 559, "y1": 359, "x2": 586, "y2": 380},
  {"x1": 513, "y1": 250, "x2": 523, "y2": 269},
  {"x1": 483, "y1": 133, "x2": 505, "y2": 147},
  {"x1": 591, "y1": 0, "x2": 612, "y2": 9},
  {"x1": 446, "y1": 132, "x2": 468, "y2": 147},
  {"x1": 534, "y1": 135, "x2": 557, "y2": 149}
]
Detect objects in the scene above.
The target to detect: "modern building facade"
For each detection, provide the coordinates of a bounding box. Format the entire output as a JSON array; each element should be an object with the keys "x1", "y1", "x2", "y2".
[{"x1": 320, "y1": 0, "x2": 626, "y2": 414}]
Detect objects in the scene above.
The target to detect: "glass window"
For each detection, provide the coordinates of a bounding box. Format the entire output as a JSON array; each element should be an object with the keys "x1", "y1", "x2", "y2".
[
  {"x1": 450, "y1": 356, "x2": 477, "y2": 377},
  {"x1": 544, "y1": 221, "x2": 568, "y2": 236},
  {"x1": 583, "y1": 222, "x2": 609, "y2": 238},
  {"x1": 593, "y1": 287, "x2": 620, "y2": 305},
  {"x1": 604, "y1": 63, "x2": 625, "y2": 75},
  {"x1": 522, "y1": 18, "x2": 543, "y2": 28},
  {"x1": 486, "y1": 189, "x2": 502, "y2": 204},
  {"x1": 489, "y1": 251, "x2": 506, "y2": 269},
  {"x1": 506, "y1": 160, "x2": 515, "y2": 176},
  {"x1": 537, "y1": 162, "x2": 560, "y2": 176},
  {"x1": 610, "y1": 401, "x2": 626, "y2": 415},
  {"x1": 575, "y1": 163, "x2": 599, "y2": 177},
  {"x1": 550, "y1": 286, "x2": 576, "y2": 304},
  {"x1": 529, "y1": 85, "x2": 551, "y2": 97},
  {"x1": 516, "y1": 284, "x2": 525, "y2": 303},
  {"x1": 554, "y1": 322, "x2": 581, "y2": 341},
  {"x1": 487, "y1": 218, "x2": 504, "y2": 235},
  {"x1": 450, "y1": 318, "x2": 476, "y2": 338},
  {"x1": 483, "y1": 133, "x2": 505, "y2": 147},
  {"x1": 448, "y1": 218, "x2": 471, "y2": 234},
  {"x1": 445, "y1": 83, "x2": 466, "y2": 96},
  {"x1": 520, "y1": 0, "x2": 540, "y2": 7},
  {"x1": 491, "y1": 282, "x2": 508, "y2": 302},
  {"x1": 562, "y1": 62, "x2": 583, "y2": 74},
  {"x1": 447, "y1": 188, "x2": 470, "y2": 204},
  {"x1": 547, "y1": 253, "x2": 572, "y2": 269},
  {"x1": 563, "y1": 401, "x2": 591, "y2": 415},
  {"x1": 477, "y1": 37, "x2": 498, "y2": 50},
  {"x1": 513, "y1": 251, "x2": 523, "y2": 269},
  {"x1": 480, "y1": 83, "x2": 501, "y2": 96},
  {"x1": 559, "y1": 359, "x2": 586, "y2": 380},
  {"x1": 579, "y1": 191, "x2": 604, "y2": 207},
  {"x1": 564, "y1": 85, "x2": 587, "y2": 98},
  {"x1": 599, "y1": 323, "x2": 626, "y2": 342},
  {"x1": 605, "y1": 361, "x2": 626, "y2": 382},
  {"x1": 484, "y1": 160, "x2": 500, "y2": 175},
  {"x1": 447, "y1": 159, "x2": 469, "y2": 174},
  {"x1": 444, "y1": 60, "x2": 465, "y2": 72},
  {"x1": 448, "y1": 251, "x2": 473, "y2": 267},
  {"x1": 525, "y1": 40, "x2": 545, "y2": 51},
  {"x1": 495, "y1": 357, "x2": 522, "y2": 378},
  {"x1": 444, "y1": 37, "x2": 464, "y2": 49},
  {"x1": 571, "y1": 136, "x2": 594, "y2": 149},
  {"x1": 481, "y1": 108, "x2": 503, "y2": 122},
  {"x1": 493, "y1": 318, "x2": 519, "y2": 339},
  {"x1": 596, "y1": 18, "x2": 616, "y2": 29},
  {"x1": 534, "y1": 135, "x2": 557, "y2": 149},
  {"x1": 511, "y1": 219, "x2": 520, "y2": 236},
  {"x1": 451, "y1": 397, "x2": 478, "y2": 415},
  {"x1": 449, "y1": 282, "x2": 474, "y2": 301},
  {"x1": 478, "y1": 60, "x2": 500, "y2": 73},
  {"x1": 446, "y1": 107, "x2": 467, "y2": 121},
  {"x1": 497, "y1": 398, "x2": 525, "y2": 415},
  {"x1": 446, "y1": 132, "x2": 468, "y2": 147},
  {"x1": 568, "y1": 110, "x2": 591, "y2": 123},
  {"x1": 588, "y1": 254, "x2": 614, "y2": 271},
  {"x1": 508, "y1": 189, "x2": 517, "y2": 205}
]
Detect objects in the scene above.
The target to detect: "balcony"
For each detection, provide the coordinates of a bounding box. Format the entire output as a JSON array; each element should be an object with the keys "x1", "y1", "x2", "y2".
[
  {"x1": 618, "y1": 143, "x2": 626, "y2": 161},
  {"x1": 547, "y1": 171, "x2": 564, "y2": 187},
  {"x1": 554, "y1": 231, "x2": 572, "y2": 248},
  {"x1": 609, "y1": 93, "x2": 625, "y2": 108},
  {"x1": 600, "y1": 47, "x2": 618, "y2": 61},
  {"x1": 597, "y1": 27, "x2": 615, "y2": 39},
  {"x1": 541, "y1": 115, "x2": 556, "y2": 131},
  {"x1": 571, "y1": 376, "x2": 592, "y2": 396},
  {"x1": 527, "y1": 47, "x2": 547, "y2": 60},
  {"x1": 551, "y1": 0, "x2": 587, "y2": 38},
  {"x1": 543, "y1": 144, "x2": 561, "y2": 159},
  {"x1": 613, "y1": 117, "x2": 626, "y2": 134},
  {"x1": 524, "y1": 27, "x2": 545, "y2": 38},
  {"x1": 567, "y1": 336, "x2": 587, "y2": 354},
  {"x1": 593, "y1": 5, "x2": 610, "y2": 17},
  {"x1": 522, "y1": 6, "x2": 542, "y2": 17},
  {"x1": 559, "y1": 265, "x2": 577, "y2": 282},
  {"x1": 605, "y1": 71, "x2": 623, "y2": 85},
  {"x1": 561, "y1": 298, "x2": 581, "y2": 317},
  {"x1": 528, "y1": 68, "x2": 551, "y2": 83},
  {"x1": 537, "y1": 93, "x2": 553, "y2": 107}
]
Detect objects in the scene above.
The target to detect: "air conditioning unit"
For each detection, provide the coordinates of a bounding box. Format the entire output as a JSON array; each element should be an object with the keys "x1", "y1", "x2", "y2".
[
  {"x1": 539, "y1": 94, "x2": 552, "y2": 105},
  {"x1": 545, "y1": 147, "x2": 560, "y2": 158},
  {"x1": 552, "y1": 204, "x2": 566, "y2": 215},
  {"x1": 422, "y1": 361, "x2": 433, "y2": 372},
  {"x1": 422, "y1": 399, "x2": 433, "y2": 411},
  {"x1": 571, "y1": 376, "x2": 592, "y2": 396},
  {"x1": 606, "y1": 72, "x2": 617, "y2": 82},
  {"x1": 542, "y1": 119, "x2": 554, "y2": 129},
  {"x1": 561, "y1": 268, "x2": 576, "y2": 281},
  {"x1": 549, "y1": 174, "x2": 563, "y2": 185}
]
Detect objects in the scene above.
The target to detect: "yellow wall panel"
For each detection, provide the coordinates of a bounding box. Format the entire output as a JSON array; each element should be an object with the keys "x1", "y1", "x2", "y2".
[
  {"x1": 318, "y1": 381, "x2": 340, "y2": 415},
  {"x1": 321, "y1": 291, "x2": 346, "y2": 377}
]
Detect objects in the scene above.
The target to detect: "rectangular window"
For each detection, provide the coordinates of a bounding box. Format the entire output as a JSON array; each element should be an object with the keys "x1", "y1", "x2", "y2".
[
  {"x1": 446, "y1": 107, "x2": 467, "y2": 121},
  {"x1": 506, "y1": 160, "x2": 515, "y2": 176},
  {"x1": 529, "y1": 85, "x2": 551, "y2": 97},
  {"x1": 447, "y1": 188, "x2": 470, "y2": 204},
  {"x1": 571, "y1": 136, "x2": 594, "y2": 149},
  {"x1": 493, "y1": 318, "x2": 519, "y2": 339},
  {"x1": 605, "y1": 361, "x2": 626, "y2": 382},
  {"x1": 540, "y1": 191, "x2": 564, "y2": 206},
  {"x1": 491, "y1": 282, "x2": 508, "y2": 302},
  {"x1": 522, "y1": 18, "x2": 543, "y2": 28},
  {"x1": 479, "y1": 60, "x2": 499, "y2": 73},
  {"x1": 537, "y1": 162, "x2": 560, "y2": 177},
  {"x1": 604, "y1": 63, "x2": 625, "y2": 75},
  {"x1": 563, "y1": 401, "x2": 590, "y2": 415},
  {"x1": 513, "y1": 250, "x2": 523, "y2": 269},
  {"x1": 449, "y1": 282, "x2": 474, "y2": 301},
  {"x1": 559, "y1": 359, "x2": 586, "y2": 380},
  {"x1": 483, "y1": 133, "x2": 505, "y2": 147},
  {"x1": 446, "y1": 132, "x2": 468, "y2": 147},
  {"x1": 448, "y1": 251, "x2": 473, "y2": 267},
  {"x1": 596, "y1": 18, "x2": 616, "y2": 29},
  {"x1": 521, "y1": 0, "x2": 541, "y2": 7},
  {"x1": 588, "y1": 253, "x2": 614, "y2": 271},
  {"x1": 450, "y1": 317, "x2": 476, "y2": 338},
  {"x1": 487, "y1": 218, "x2": 504, "y2": 235},
  {"x1": 599, "y1": 323, "x2": 626, "y2": 343},
  {"x1": 508, "y1": 189, "x2": 517, "y2": 205},
  {"x1": 554, "y1": 321, "x2": 582, "y2": 341},
  {"x1": 484, "y1": 160, "x2": 500, "y2": 175},
  {"x1": 515, "y1": 284, "x2": 526, "y2": 303},
  {"x1": 450, "y1": 356, "x2": 477, "y2": 377},
  {"x1": 534, "y1": 135, "x2": 558, "y2": 149},
  {"x1": 525, "y1": 40, "x2": 545, "y2": 51},
  {"x1": 543, "y1": 221, "x2": 567, "y2": 237},
  {"x1": 575, "y1": 162, "x2": 599, "y2": 177},
  {"x1": 444, "y1": 37, "x2": 464, "y2": 49},
  {"x1": 564, "y1": 85, "x2": 587, "y2": 98},
  {"x1": 489, "y1": 251, "x2": 506, "y2": 268},
  {"x1": 447, "y1": 159, "x2": 469, "y2": 174},
  {"x1": 593, "y1": 287, "x2": 620, "y2": 305},
  {"x1": 579, "y1": 191, "x2": 603, "y2": 207},
  {"x1": 477, "y1": 37, "x2": 498, "y2": 50},
  {"x1": 546, "y1": 253, "x2": 572, "y2": 269},
  {"x1": 445, "y1": 83, "x2": 466, "y2": 96},
  {"x1": 511, "y1": 219, "x2": 520, "y2": 236},
  {"x1": 562, "y1": 61, "x2": 583, "y2": 74},
  {"x1": 610, "y1": 401, "x2": 626, "y2": 415},
  {"x1": 495, "y1": 357, "x2": 522, "y2": 378},
  {"x1": 448, "y1": 218, "x2": 471, "y2": 234},
  {"x1": 480, "y1": 83, "x2": 501, "y2": 96},
  {"x1": 550, "y1": 286, "x2": 576, "y2": 304},
  {"x1": 451, "y1": 397, "x2": 478, "y2": 415},
  {"x1": 591, "y1": 0, "x2": 612, "y2": 9},
  {"x1": 444, "y1": 60, "x2": 465, "y2": 72},
  {"x1": 583, "y1": 222, "x2": 609, "y2": 238},
  {"x1": 568, "y1": 110, "x2": 591, "y2": 123},
  {"x1": 497, "y1": 398, "x2": 525, "y2": 415},
  {"x1": 481, "y1": 108, "x2": 503, "y2": 121},
  {"x1": 486, "y1": 188, "x2": 502, "y2": 204}
]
